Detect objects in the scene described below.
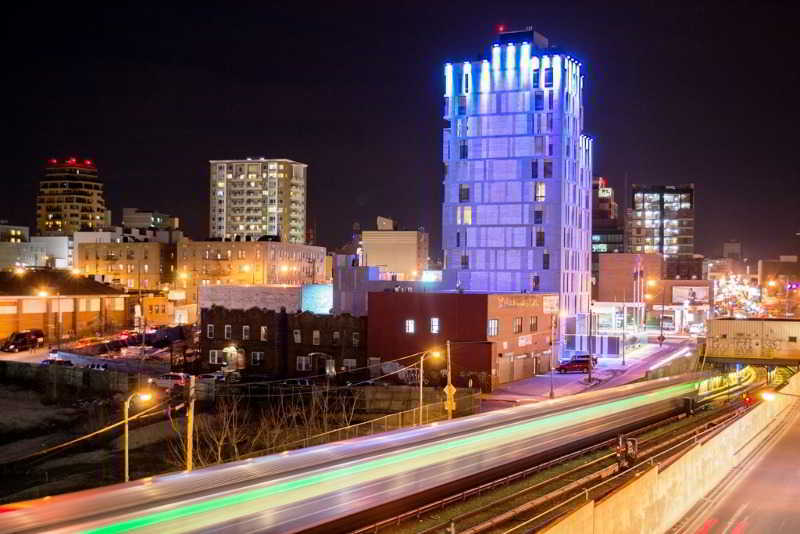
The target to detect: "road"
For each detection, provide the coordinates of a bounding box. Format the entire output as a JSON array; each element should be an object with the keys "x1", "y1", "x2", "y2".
[
  {"x1": 484, "y1": 339, "x2": 692, "y2": 406},
  {"x1": 678, "y1": 398, "x2": 800, "y2": 534}
]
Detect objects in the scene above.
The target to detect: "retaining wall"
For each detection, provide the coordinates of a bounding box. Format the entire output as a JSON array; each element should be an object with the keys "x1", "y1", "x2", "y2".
[{"x1": 543, "y1": 373, "x2": 799, "y2": 534}]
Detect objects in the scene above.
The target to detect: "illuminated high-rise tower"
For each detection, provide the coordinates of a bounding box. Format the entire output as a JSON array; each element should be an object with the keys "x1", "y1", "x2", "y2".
[
  {"x1": 441, "y1": 27, "x2": 593, "y2": 317},
  {"x1": 209, "y1": 158, "x2": 307, "y2": 243}
]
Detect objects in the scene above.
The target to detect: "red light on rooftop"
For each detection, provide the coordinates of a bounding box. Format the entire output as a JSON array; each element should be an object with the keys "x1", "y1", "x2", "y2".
[
  {"x1": 49, "y1": 158, "x2": 57, "y2": 164},
  {"x1": 498, "y1": 25, "x2": 505, "y2": 32},
  {"x1": 85, "y1": 159, "x2": 92, "y2": 165}
]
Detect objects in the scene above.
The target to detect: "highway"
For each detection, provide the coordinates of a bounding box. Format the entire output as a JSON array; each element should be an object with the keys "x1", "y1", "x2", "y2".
[
  {"x1": 677, "y1": 396, "x2": 800, "y2": 534},
  {"x1": 1, "y1": 375, "x2": 704, "y2": 534}
]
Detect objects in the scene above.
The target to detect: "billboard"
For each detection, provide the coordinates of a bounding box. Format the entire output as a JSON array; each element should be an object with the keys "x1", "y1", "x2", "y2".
[{"x1": 671, "y1": 286, "x2": 709, "y2": 305}]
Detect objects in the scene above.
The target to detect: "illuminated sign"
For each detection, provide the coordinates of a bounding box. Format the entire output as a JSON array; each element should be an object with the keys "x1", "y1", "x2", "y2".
[
  {"x1": 421, "y1": 270, "x2": 442, "y2": 282},
  {"x1": 671, "y1": 286, "x2": 709, "y2": 304},
  {"x1": 543, "y1": 295, "x2": 559, "y2": 313},
  {"x1": 496, "y1": 295, "x2": 540, "y2": 309},
  {"x1": 598, "y1": 187, "x2": 612, "y2": 198}
]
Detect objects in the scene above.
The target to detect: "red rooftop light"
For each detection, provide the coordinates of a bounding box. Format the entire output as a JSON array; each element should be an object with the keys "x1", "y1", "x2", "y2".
[
  {"x1": 498, "y1": 25, "x2": 505, "y2": 32},
  {"x1": 85, "y1": 159, "x2": 92, "y2": 165},
  {"x1": 49, "y1": 158, "x2": 57, "y2": 164}
]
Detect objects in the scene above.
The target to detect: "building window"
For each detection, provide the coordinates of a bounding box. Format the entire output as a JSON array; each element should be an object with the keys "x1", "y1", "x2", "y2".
[
  {"x1": 224, "y1": 325, "x2": 232, "y2": 339},
  {"x1": 548, "y1": 91, "x2": 554, "y2": 108},
  {"x1": 459, "y1": 140, "x2": 468, "y2": 160},
  {"x1": 297, "y1": 356, "x2": 311, "y2": 371},
  {"x1": 543, "y1": 252, "x2": 550, "y2": 270},
  {"x1": 343, "y1": 358, "x2": 357, "y2": 370},
  {"x1": 789, "y1": 336, "x2": 798, "y2": 343},
  {"x1": 352, "y1": 332, "x2": 360, "y2": 347},
  {"x1": 534, "y1": 91, "x2": 544, "y2": 111},
  {"x1": 535, "y1": 182, "x2": 546, "y2": 202},
  {"x1": 312, "y1": 330, "x2": 320, "y2": 346},
  {"x1": 405, "y1": 319, "x2": 416, "y2": 334},
  {"x1": 487, "y1": 319, "x2": 499, "y2": 337},
  {"x1": 459, "y1": 184, "x2": 470, "y2": 202},
  {"x1": 534, "y1": 210, "x2": 543, "y2": 224},
  {"x1": 209, "y1": 350, "x2": 224, "y2": 365},
  {"x1": 260, "y1": 326, "x2": 268, "y2": 341},
  {"x1": 544, "y1": 68, "x2": 553, "y2": 87},
  {"x1": 531, "y1": 160, "x2": 539, "y2": 179},
  {"x1": 532, "y1": 69, "x2": 539, "y2": 87},
  {"x1": 456, "y1": 231, "x2": 460, "y2": 247},
  {"x1": 546, "y1": 113, "x2": 553, "y2": 131},
  {"x1": 251, "y1": 351, "x2": 264, "y2": 365},
  {"x1": 207, "y1": 324, "x2": 214, "y2": 339},
  {"x1": 431, "y1": 317, "x2": 440, "y2": 334},
  {"x1": 536, "y1": 231, "x2": 545, "y2": 247},
  {"x1": 461, "y1": 206, "x2": 472, "y2": 225},
  {"x1": 543, "y1": 161, "x2": 553, "y2": 178},
  {"x1": 242, "y1": 325, "x2": 250, "y2": 340},
  {"x1": 531, "y1": 274, "x2": 540, "y2": 290},
  {"x1": 332, "y1": 331, "x2": 340, "y2": 345},
  {"x1": 458, "y1": 95, "x2": 467, "y2": 115},
  {"x1": 530, "y1": 316, "x2": 538, "y2": 332},
  {"x1": 293, "y1": 329, "x2": 301, "y2": 343},
  {"x1": 513, "y1": 317, "x2": 523, "y2": 334},
  {"x1": 461, "y1": 254, "x2": 469, "y2": 269}
]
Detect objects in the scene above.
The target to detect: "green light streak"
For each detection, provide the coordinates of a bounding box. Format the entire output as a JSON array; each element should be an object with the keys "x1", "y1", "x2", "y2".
[{"x1": 86, "y1": 381, "x2": 697, "y2": 534}]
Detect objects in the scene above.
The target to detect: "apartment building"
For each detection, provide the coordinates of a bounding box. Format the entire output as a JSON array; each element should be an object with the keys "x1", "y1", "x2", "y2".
[
  {"x1": 209, "y1": 158, "x2": 307, "y2": 244},
  {"x1": 75, "y1": 241, "x2": 176, "y2": 291},
  {"x1": 36, "y1": 158, "x2": 110, "y2": 235},
  {"x1": 176, "y1": 239, "x2": 326, "y2": 303},
  {"x1": 441, "y1": 27, "x2": 593, "y2": 318}
]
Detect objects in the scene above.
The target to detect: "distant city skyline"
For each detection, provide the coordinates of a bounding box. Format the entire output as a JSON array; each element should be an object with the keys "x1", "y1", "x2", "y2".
[{"x1": 6, "y1": 4, "x2": 800, "y2": 260}]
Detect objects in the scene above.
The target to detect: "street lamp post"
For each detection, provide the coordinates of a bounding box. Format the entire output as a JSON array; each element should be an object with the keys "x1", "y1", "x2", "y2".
[
  {"x1": 549, "y1": 314, "x2": 557, "y2": 399},
  {"x1": 124, "y1": 391, "x2": 152, "y2": 482}
]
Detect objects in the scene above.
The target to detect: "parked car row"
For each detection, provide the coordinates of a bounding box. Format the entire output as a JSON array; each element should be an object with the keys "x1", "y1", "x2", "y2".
[{"x1": 556, "y1": 352, "x2": 599, "y2": 374}]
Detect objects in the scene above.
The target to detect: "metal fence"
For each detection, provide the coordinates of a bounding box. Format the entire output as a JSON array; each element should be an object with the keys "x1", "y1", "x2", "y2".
[{"x1": 241, "y1": 392, "x2": 482, "y2": 459}]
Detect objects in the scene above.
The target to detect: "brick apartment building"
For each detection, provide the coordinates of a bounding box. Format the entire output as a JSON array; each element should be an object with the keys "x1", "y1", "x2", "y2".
[
  {"x1": 199, "y1": 306, "x2": 366, "y2": 377},
  {"x1": 367, "y1": 292, "x2": 557, "y2": 391}
]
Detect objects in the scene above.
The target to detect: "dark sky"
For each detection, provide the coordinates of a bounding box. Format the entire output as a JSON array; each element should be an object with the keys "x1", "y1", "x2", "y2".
[{"x1": 5, "y1": 2, "x2": 800, "y2": 261}]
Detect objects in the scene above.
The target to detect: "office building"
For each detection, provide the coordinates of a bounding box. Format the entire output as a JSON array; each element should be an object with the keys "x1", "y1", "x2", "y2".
[
  {"x1": 209, "y1": 158, "x2": 307, "y2": 244},
  {"x1": 722, "y1": 239, "x2": 742, "y2": 260},
  {"x1": 36, "y1": 158, "x2": 110, "y2": 235},
  {"x1": 626, "y1": 183, "x2": 694, "y2": 258},
  {"x1": 441, "y1": 27, "x2": 593, "y2": 317},
  {"x1": 591, "y1": 177, "x2": 624, "y2": 297},
  {"x1": 122, "y1": 208, "x2": 179, "y2": 230}
]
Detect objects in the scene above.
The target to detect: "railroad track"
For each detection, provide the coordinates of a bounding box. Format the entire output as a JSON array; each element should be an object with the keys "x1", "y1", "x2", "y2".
[{"x1": 352, "y1": 395, "x2": 755, "y2": 534}]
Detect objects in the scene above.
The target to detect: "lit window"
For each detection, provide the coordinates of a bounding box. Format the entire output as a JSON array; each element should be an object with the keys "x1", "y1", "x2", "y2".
[
  {"x1": 404, "y1": 319, "x2": 416, "y2": 334},
  {"x1": 343, "y1": 358, "x2": 356, "y2": 370},
  {"x1": 224, "y1": 325, "x2": 232, "y2": 340},
  {"x1": 260, "y1": 326, "x2": 268, "y2": 341},
  {"x1": 352, "y1": 332, "x2": 360, "y2": 346},
  {"x1": 296, "y1": 356, "x2": 311, "y2": 371},
  {"x1": 463, "y1": 206, "x2": 472, "y2": 224},
  {"x1": 430, "y1": 317, "x2": 440, "y2": 334},
  {"x1": 529, "y1": 316, "x2": 538, "y2": 332},
  {"x1": 536, "y1": 182, "x2": 546, "y2": 202},
  {"x1": 242, "y1": 325, "x2": 250, "y2": 340},
  {"x1": 293, "y1": 329, "x2": 301, "y2": 343},
  {"x1": 487, "y1": 319, "x2": 499, "y2": 337},
  {"x1": 312, "y1": 330, "x2": 320, "y2": 346}
]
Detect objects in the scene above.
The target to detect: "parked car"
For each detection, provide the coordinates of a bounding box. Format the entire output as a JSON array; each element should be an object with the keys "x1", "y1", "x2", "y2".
[
  {"x1": 198, "y1": 372, "x2": 224, "y2": 383},
  {"x1": 2, "y1": 330, "x2": 45, "y2": 352},
  {"x1": 556, "y1": 359, "x2": 589, "y2": 374},
  {"x1": 149, "y1": 372, "x2": 189, "y2": 389},
  {"x1": 40, "y1": 359, "x2": 74, "y2": 367},
  {"x1": 569, "y1": 352, "x2": 598, "y2": 365}
]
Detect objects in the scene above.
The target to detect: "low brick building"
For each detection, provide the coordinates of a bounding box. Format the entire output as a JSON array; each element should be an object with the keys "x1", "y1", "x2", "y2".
[
  {"x1": 199, "y1": 306, "x2": 366, "y2": 377},
  {"x1": 367, "y1": 292, "x2": 558, "y2": 391}
]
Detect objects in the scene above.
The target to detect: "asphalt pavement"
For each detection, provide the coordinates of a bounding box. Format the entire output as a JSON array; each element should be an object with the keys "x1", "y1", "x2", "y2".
[
  {"x1": 0, "y1": 345, "x2": 52, "y2": 364},
  {"x1": 678, "y1": 399, "x2": 800, "y2": 534}
]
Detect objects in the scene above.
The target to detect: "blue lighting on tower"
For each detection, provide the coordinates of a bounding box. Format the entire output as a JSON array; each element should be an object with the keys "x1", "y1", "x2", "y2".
[{"x1": 444, "y1": 63, "x2": 453, "y2": 96}]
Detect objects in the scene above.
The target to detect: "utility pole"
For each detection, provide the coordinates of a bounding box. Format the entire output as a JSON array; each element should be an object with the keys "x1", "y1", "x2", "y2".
[
  {"x1": 186, "y1": 375, "x2": 195, "y2": 472},
  {"x1": 446, "y1": 340, "x2": 454, "y2": 420},
  {"x1": 549, "y1": 315, "x2": 556, "y2": 399}
]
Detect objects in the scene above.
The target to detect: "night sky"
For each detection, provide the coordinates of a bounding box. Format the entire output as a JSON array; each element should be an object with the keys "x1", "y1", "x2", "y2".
[{"x1": 6, "y1": 3, "x2": 800, "y2": 261}]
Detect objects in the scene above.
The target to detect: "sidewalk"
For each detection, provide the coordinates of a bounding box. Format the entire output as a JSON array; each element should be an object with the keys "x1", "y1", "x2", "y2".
[{"x1": 482, "y1": 342, "x2": 692, "y2": 407}]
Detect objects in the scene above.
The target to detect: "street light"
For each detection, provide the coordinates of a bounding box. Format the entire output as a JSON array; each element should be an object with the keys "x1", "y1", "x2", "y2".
[
  {"x1": 124, "y1": 391, "x2": 153, "y2": 482},
  {"x1": 419, "y1": 350, "x2": 441, "y2": 425}
]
